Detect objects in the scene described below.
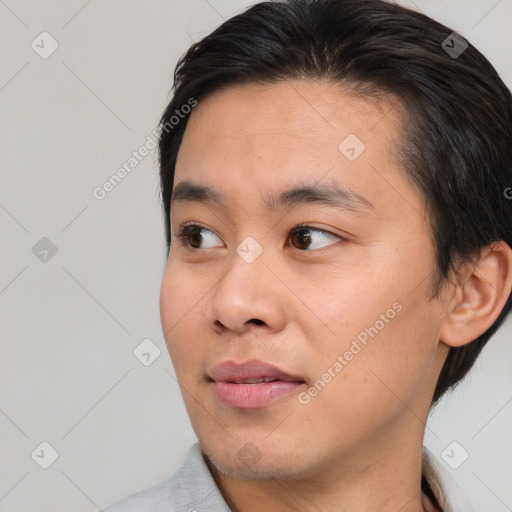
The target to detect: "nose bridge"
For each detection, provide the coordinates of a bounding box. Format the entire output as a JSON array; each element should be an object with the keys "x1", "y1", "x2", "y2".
[
  {"x1": 208, "y1": 235, "x2": 285, "y2": 333},
  {"x1": 215, "y1": 235, "x2": 268, "y2": 307}
]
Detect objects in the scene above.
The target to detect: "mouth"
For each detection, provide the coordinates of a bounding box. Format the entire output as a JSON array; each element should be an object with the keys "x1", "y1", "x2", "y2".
[
  {"x1": 208, "y1": 359, "x2": 306, "y2": 409},
  {"x1": 213, "y1": 377, "x2": 302, "y2": 384}
]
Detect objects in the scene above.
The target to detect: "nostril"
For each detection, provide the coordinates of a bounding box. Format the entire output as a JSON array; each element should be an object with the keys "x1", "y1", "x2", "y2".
[
  {"x1": 213, "y1": 320, "x2": 227, "y2": 333},
  {"x1": 249, "y1": 319, "x2": 264, "y2": 325}
]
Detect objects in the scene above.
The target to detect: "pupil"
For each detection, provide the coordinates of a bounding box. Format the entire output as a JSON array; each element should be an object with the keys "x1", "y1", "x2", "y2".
[
  {"x1": 295, "y1": 229, "x2": 311, "y2": 249},
  {"x1": 190, "y1": 229, "x2": 202, "y2": 248}
]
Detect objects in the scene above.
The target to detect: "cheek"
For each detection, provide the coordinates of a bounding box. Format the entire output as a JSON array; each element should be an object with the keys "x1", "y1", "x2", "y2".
[
  {"x1": 299, "y1": 262, "x2": 440, "y2": 419},
  {"x1": 316, "y1": 295, "x2": 439, "y2": 423},
  {"x1": 159, "y1": 259, "x2": 207, "y2": 367}
]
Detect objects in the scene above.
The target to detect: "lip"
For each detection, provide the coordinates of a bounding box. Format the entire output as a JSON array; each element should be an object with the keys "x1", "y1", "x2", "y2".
[{"x1": 209, "y1": 359, "x2": 306, "y2": 409}]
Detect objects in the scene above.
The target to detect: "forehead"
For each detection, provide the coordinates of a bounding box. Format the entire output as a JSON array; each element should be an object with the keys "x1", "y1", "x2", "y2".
[
  {"x1": 178, "y1": 79, "x2": 403, "y2": 148},
  {"x1": 174, "y1": 80, "x2": 419, "y2": 219}
]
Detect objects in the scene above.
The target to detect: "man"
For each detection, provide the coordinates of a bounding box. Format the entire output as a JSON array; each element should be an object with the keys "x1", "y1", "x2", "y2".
[{"x1": 105, "y1": 0, "x2": 512, "y2": 510}]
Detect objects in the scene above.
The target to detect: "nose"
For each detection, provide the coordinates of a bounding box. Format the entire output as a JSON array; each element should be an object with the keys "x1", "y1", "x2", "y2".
[{"x1": 206, "y1": 247, "x2": 288, "y2": 335}]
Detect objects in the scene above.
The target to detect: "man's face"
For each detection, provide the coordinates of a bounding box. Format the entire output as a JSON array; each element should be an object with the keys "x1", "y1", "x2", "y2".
[{"x1": 159, "y1": 81, "x2": 448, "y2": 480}]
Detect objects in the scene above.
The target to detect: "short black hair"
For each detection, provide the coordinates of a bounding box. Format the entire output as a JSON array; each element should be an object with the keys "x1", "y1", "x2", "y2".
[{"x1": 157, "y1": 0, "x2": 512, "y2": 405}]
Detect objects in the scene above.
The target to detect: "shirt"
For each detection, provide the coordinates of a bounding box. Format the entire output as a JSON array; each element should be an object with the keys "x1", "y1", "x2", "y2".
[{"x1": 103, "y1": 443, "x2": 474, "y2": 512}]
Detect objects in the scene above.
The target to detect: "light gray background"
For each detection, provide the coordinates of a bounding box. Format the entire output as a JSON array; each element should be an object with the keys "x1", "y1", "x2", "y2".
[{"x1": 0, "y1": 1, "x2": 511, "y2": 511}]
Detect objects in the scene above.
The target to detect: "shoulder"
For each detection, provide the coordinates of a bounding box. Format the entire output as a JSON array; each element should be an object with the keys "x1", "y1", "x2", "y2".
[
  {"x1": 102, "y1": 474, "x2": 178, "y2": 512},
  {"x1": 102, "y1": 442, "x2": 230, "y2": 512},
  {"x1": 422, "y1": 445, "x2": 475, "y2": 512}
]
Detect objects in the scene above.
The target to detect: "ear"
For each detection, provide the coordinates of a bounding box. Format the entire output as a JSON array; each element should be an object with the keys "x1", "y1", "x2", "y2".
[{"x1": 439, "y1": 241, "x2": 512, "y2": 348}]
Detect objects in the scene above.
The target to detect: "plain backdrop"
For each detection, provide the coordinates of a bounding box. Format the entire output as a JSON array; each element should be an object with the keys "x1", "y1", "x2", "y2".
[{"x1": 1, "y1": 1, "x2": 511, "y2": 511}]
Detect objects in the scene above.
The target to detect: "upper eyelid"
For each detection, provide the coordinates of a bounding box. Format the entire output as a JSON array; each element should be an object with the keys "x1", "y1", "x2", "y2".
[
  {"x1": 177, "y1": 222, "x2": 222, "y2": 239},
  {"x1": 176, "y1": 222, "x2": 342, "y2": 243},
  {"x1": 174, "y1": 223, "x2": 224, "y2": 247}
]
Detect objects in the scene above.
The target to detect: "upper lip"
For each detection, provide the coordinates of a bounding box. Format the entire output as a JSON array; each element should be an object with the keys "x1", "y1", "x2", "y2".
[{"x1": 209, "y1": 359, "x2": 305, "y2": 383}]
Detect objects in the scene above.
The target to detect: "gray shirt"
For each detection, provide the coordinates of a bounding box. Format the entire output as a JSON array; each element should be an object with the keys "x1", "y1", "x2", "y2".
[{"x1": 103, "y1": 443, "x2": 474, "y2": 512}]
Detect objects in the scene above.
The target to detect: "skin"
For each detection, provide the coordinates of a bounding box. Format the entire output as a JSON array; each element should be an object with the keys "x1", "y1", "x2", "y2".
[{"x1": 159, "y1": 80, "x2": 512, "y2": 512}]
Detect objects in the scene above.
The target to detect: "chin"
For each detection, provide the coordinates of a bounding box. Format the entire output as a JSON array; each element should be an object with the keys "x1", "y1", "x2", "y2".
[{"x1": 200, "y1": 436, "x2": 310, "y2": 481}]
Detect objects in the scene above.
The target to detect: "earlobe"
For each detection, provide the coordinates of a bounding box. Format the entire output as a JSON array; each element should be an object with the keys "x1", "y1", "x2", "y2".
[{"x1": 439, "y1": 241, "x2": 512, "y2": 348}]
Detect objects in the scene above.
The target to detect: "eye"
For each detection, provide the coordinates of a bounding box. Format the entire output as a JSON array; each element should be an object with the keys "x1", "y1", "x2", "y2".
[
  {"x1": 289, "y1": 223, "x2": 342, "y2": 251},
  {"x1": 174, "y1": 223, "x2": 223, "y2": 249},
  {"x1": 173, "y1": 222, "x2": 343, "y2": 251}
]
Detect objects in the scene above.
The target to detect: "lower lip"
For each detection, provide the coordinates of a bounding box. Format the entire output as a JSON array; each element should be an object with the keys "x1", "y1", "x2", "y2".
[{"x1": 212, "y1": 380, "x2": 305, "y2": 409}]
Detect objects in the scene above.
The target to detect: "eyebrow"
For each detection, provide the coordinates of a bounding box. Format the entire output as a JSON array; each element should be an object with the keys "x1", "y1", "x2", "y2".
[{"x1": 170, "y1": 179, "x2": 375, "y2": 214}]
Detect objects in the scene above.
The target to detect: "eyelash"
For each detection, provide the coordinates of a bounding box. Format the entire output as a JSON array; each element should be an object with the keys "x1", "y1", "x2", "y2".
[{"x1": 173, "y1": 222, "x2": 344, "y2": 250}]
